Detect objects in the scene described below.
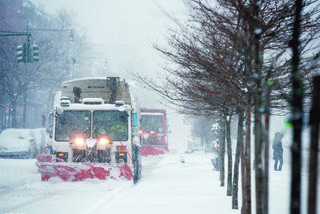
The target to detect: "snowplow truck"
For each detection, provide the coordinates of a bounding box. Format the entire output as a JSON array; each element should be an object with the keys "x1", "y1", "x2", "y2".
[{"x1": 36, "y1": 77, "x2": 142, "y2": 183}]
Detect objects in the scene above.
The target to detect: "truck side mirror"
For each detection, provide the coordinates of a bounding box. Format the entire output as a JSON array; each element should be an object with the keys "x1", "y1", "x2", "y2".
[{"x1": 132, "y1": 113, "x2": 138, "y2": 127}]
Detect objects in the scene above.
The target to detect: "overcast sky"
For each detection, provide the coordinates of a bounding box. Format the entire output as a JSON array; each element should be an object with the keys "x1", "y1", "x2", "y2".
[
  {"x1": 30, "y1": 0, "x2": 192, "y2": 149},
  {"x1": 31, "y1": 0, "x2": 186, "y2": 76},
  {"x1": 31, "y1": 0, "x2": 187, "y2": 98}
]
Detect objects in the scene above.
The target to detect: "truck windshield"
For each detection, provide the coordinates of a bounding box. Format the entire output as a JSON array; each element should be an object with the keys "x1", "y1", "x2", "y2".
[
  {"x1": 93, "y1": 110, "x2": 128, "y2": 141},
  {"x1": 140, "y1": 115, "x2": 164, "y2": 133},
  {"x1": 55, "y1": 110, "x2": 91, "y2": 141}
]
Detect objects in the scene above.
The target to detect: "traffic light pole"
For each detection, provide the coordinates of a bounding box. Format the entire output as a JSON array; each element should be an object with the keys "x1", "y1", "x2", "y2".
[
  {"x1": 0, "y1": 31, "x2": 35, "y2": 63},
  {"x1": 0, "y1": 31, "x2": 33, "y2": 126},
  {"x1": 2, "y1": 27, "x2": 73, "y2": 64},
  {"x1": 25, "y1": 27, "x2": 74, "y2": 63},
  {"x1": 0, "y1": 32, "x2": 31, "y2": 37},
  {"x1": 28, "y1": 28, "x2": 73, "y2": 41}
]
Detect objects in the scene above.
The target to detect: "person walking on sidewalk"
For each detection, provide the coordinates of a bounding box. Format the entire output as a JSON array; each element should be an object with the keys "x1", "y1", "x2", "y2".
[{"x1": 272, "y1": 132, "x2": 284, "y2": 171}]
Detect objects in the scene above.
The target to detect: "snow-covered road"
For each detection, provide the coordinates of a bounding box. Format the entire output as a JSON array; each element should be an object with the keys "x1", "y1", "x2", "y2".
[
  {"x1": 0, "y1": 152, "x2": 238, "y2": 214},
  {"x1": 0, "y1": 150, "x2": 319, "y2": 214}
]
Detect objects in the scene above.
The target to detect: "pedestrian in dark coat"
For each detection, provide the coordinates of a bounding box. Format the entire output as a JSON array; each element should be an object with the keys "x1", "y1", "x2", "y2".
[{"x1": 272, "y1": 132, "x2": 284, "y2": 171}]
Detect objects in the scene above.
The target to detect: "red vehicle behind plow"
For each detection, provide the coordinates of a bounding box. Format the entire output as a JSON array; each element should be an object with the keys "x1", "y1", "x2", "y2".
[{"x1": 139, "y1": 108, "x2": 169, "y2": 156}]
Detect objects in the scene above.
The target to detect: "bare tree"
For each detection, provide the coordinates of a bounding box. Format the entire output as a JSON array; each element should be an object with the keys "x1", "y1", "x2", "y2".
[
  {"x1": 138, "y1": 0, "x2": 320, "y2": 213},
  {"x1": 0, "y1": 1, "x2": 89, "y2": 128}
]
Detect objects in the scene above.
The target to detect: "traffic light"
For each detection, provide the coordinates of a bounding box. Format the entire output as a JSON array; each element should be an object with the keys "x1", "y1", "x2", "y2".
[
  {"x1": 25, "y1": 42, "x2": 32, "y2": 63},
  {"x1": 16, "y1": 44, "x2": 26, "y2": 63},
  {"x1": 16, "y1": 42, "x2": 39, "y2": 63},
  {"x1": 32, "y1": 44, "x2": 39, "y2": 62}
]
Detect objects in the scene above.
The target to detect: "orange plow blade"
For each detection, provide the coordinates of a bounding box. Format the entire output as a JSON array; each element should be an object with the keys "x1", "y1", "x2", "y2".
[{"x1": 36, "y1": 161, "x2": 133, "y2": 181}]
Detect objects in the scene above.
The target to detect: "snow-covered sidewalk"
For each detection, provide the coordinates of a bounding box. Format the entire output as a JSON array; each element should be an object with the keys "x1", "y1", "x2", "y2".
[{"x1": 86, "y1": 152, "x2": 239, "y2": 214}]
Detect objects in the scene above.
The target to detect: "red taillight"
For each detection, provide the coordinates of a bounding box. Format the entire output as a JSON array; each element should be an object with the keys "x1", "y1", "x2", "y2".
[
  {"x1": 98, "y1": 137, "x2": 111, "y2": 145},
  {"x1": 74, "y1": 137, "x2": 85, "y2": 146}
]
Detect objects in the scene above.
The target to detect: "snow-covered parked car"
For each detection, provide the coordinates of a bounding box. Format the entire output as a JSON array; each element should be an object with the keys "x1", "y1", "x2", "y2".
[{"x1": 0, "y1": 129, "x2": 37, "y2": 158}]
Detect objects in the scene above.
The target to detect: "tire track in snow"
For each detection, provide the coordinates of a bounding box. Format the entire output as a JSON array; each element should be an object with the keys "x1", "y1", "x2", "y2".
[
  {"x1": 0, "y1": 186, "x2": 59, "y2": 213},
  {"x1": 82, "y1": 183, "x2": 133, "y2": 214},
  {"x1": 82, "y1": 155, "x2": 166, "y2": 214}
]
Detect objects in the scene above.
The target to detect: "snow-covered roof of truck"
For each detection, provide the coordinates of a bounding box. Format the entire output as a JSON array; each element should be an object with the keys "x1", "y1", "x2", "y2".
[{"x1": 61, "y1": 77, "x2": 131, "y2": 105}]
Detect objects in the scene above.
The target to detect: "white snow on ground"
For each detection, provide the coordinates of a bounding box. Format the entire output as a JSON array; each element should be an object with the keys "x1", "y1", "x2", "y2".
[
  {"x1": 0, "y1": 144, "x2": 319, "y2": 214},
  {"x1": 0, "y1": 152, "x2": 237, "y2": 214},
  {"x1": 86, "y1": 153, "x2": 238, "y2": 214}
]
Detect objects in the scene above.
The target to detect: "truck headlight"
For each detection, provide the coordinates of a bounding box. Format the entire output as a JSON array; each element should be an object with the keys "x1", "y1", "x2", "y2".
[
  {"x1": 98, "y1": 137, "x2": 111, "y2": 145},
  {"x1": 73, "y1": 137, "x2": 85, "y2": 146}
]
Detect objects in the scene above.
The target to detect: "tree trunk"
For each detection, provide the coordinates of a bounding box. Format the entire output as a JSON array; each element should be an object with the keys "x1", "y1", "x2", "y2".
[
  {"x1": 254, "y1": 94, "x2": 264, "y2": 214},
  {"x1": 226, "y1": 114, "x2": 233, "y2": 196},
  {"x1": 264, "y1": 84, "x2": 271, "y2": 214},
  {"x1": 245, "y1": 105, "x2": 252, "y2": 214},
  {"x1": 241, "y1": 108, "x2": 247, "y2": 214},
  {"x1": 242, "y1": 21, "x2": 252, "y2": 214},
  {"x1": 290, "y1": 0, "x2": 303, "y2": 213},
  {"x1": 219, "y1": 116, "x2": 226, "y2": 187},
  {"x1": 232, "y1": 108, "x2": 244, "y2": 209},
  {"x1": 252, "y1": 1, "x2": 264, "y2": 213},
  {"x1": 307, "y1": 76, "x2": 320, "y2": 214}
]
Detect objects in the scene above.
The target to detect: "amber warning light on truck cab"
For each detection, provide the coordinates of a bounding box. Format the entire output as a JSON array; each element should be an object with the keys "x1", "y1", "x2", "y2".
[{"x1": 57, "y1": 152, "x2": 65, "y2": 158}]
